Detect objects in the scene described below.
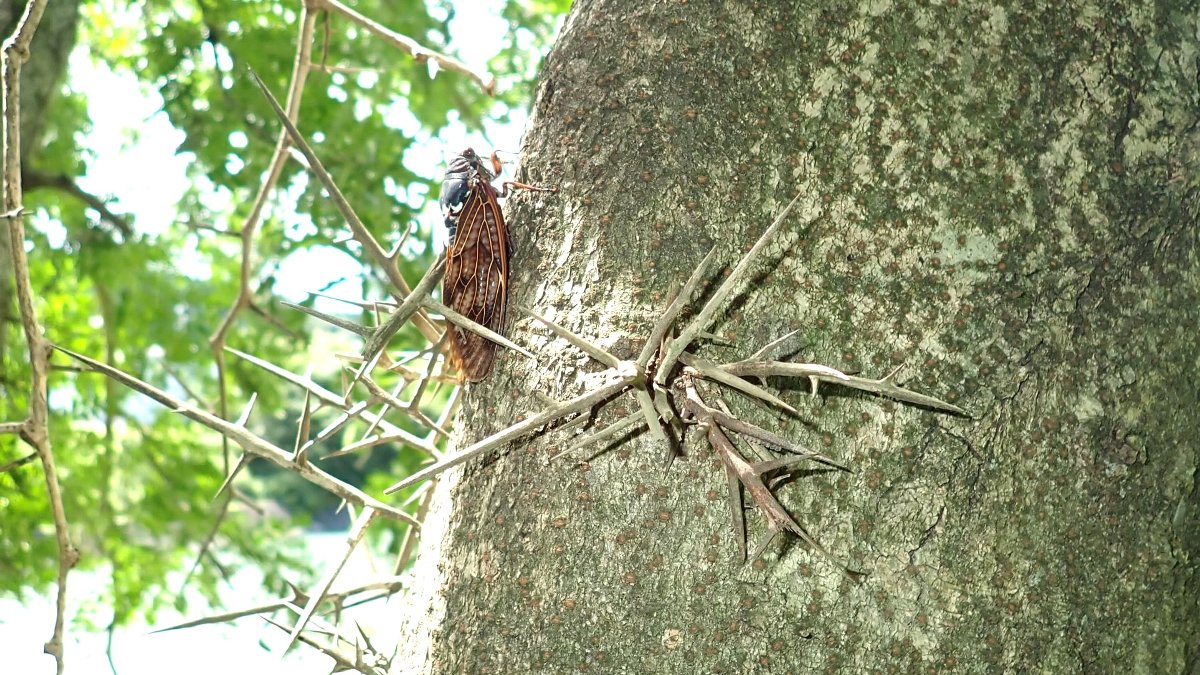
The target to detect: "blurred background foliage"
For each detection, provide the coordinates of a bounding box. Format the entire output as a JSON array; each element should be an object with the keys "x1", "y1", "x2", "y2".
[{"x1": 0, "y1": 0, "x2": 569, "y2": 629}]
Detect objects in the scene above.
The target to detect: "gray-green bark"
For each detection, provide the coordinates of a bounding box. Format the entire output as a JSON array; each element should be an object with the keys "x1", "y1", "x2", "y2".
[{"x1": 396, "y1": 1, "x2": 1199, "y2": 672}]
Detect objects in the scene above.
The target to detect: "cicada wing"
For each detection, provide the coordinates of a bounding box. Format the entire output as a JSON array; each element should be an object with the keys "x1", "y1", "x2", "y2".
[{"x1": 444, "y1": 180, "x2": 509, "y2": 382}]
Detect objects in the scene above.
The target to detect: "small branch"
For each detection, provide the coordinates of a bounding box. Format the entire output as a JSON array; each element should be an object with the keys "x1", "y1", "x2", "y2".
[
  {"x1": 550, "y1": 411, "x2": 644, "y2": 460},
  {"x1": 402, "y1": 337, "x2": 448, "y2": 430},
  {"x1": 53, "y1": 345, "x2": 418, "y2": 526},
  {"x1": 679, "y1": 352, "x2": 797, "y2": 415},
  {"x1": 247, "y1": 68, "x2": 440, "y2": 343},
  {"x1": 742, "y1": 329, "x2": 804, "y2": 363},
  {"x1": 155, "y1": 575, "x2": 406, "y2": 634},
  {"x1": 318, "y1": 0, "x2": 496, "y2": 95},
  {"x1": 354, "y1": 372, "x2": 449, "y2": 440},
  {"x1": 176, "y1": 490, "x2": 237, "y2": 596},
  {"x1": 284, "y1": 507, "x2": 379, "y2": 652},
  {"x1": 519, "y1": 306, "x2": 620, "y2": 368},
  {"x1": 323, "y1": 425, "x2": 440, "y2": 461},
  {"x1": 423, "y1": 298, "x2": 534, "y2": 361},
  {"x1": 223, "y1": 346, "x2": 422, "y2": 443},
  {"x1": 280, "y1": 300, "x2": 373, "y2": 337},
  {"x1": 637, "y1": 247, "x2": 718, "y2": 369},
  {"x1": 682, "y1": 380, "x2": 864, "y2": 582},
  {"x1": 722, "y1": 361, "x2": 965, "y2": 415},
  {"x1": 357, "y1": 255, "x2": 445, "y2": 371},
  {"x1": 686, "y1": 385, "x2": 849, "y2": 473},
  {"x1": 292, "y1": 388, "x2": 314, "y2": 462},
  {"x1": 225, "y1": 347, "x2": 344, "y2": 404},
  {"x1": 0, "y1": 450, "x2": 35, "y2": 473},
  {"x1": 3, "y1": 3, "x2": 77, "y2": 672},
  {"x1": 265, "y1": 617, "x2": 384, "y2": 675},
  {"x1": 384, "y1": 370, "x2": 636, "y2": 494},
  {"x1": 634, "y1": 386, "x2": 674, "y2": 466},
  {"x1": 298, "y1": 396, "x2": 438, "y2": 459},
  {"x1": 209, "y1": 1, "x2": 318, "y2": 499}
]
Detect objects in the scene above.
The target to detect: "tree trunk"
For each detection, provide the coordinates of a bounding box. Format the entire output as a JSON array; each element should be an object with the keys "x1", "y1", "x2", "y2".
[{"x1": 395, "y1": 1, "x2": 1199, "y2": 672}]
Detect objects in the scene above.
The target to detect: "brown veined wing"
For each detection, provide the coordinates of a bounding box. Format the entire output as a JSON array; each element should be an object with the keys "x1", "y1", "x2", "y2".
[
  {"x1": 441, "y1": 149, "x2": 508, "y2": 382},
  {"x1": 440, "y1": 148, "x2": 554, "y2": 382}
]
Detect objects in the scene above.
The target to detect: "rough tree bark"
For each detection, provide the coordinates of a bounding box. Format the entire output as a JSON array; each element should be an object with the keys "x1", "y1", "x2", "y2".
[{"x1": 395, "y1": 1, "x2": 1199, "y2": 672}]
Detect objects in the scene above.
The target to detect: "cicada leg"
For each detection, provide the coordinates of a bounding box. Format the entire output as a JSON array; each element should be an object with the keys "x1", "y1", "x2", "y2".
[
  {"x1": 487, "y1": 150, "x2": 557, "y2": 197},
  {"x1": 499, "y1": 180, "x2": 557, "y2": 197}
]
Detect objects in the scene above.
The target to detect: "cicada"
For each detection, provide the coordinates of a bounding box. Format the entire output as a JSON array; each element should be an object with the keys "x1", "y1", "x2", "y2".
[{"x1": 440, "y1": 148, "x2": 554, "y2": 382}]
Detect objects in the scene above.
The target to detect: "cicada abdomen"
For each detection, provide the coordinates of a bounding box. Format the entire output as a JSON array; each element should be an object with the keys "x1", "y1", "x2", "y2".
[{"x1": 439, "y1": 148, "x2": 553, "y2": 382}]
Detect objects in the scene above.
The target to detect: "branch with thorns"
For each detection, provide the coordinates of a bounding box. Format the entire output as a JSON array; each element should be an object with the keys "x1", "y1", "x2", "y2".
[{"x1": 0, "y1": 2, "x2": 78, "y2": 673}]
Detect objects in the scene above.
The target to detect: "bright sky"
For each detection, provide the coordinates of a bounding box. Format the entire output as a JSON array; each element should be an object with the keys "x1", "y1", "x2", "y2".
[{"x1": 5, "y1": 4, "x2": 539, "y2": 673}]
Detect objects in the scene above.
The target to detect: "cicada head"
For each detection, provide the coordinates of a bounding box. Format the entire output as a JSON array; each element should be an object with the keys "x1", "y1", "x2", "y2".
[{"x1": 441, "y1": 148, "x2": 489, "y2": 244}]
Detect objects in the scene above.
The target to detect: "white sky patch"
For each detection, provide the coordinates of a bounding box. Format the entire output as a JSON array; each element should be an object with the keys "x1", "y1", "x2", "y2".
[{"x1": 71, "y1": 50, "x2": 191, "y2": 240}]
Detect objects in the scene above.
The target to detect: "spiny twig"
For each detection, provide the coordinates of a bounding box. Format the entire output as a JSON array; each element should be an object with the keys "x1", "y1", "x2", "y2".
[
  {"x1": 247, "y1": 68, "x2": 440, "y2": 343},
  {"x1": 53, "y1": 346, "x2": 418, "y2": 526},
  {"x1": 520, "y1": 306, "x2": 620, "y2": 369},
  {"x1": 423, "y1": 297, "x2": 535, "y2": 361},
  {"x1": 281, "y1": 301, "x2": 373, "y2": 337},
  {"x1": 637, "y1": 247, "x2": 718, "y2": 369},
  {"x1": 155, "y1": 575, "x2": 406, "y2": 634},
  {"x1": 2, "y1": 2, "x2": 76, "y2": 672},
  {"x1": 678, "y1": 352, "x2": 797, "y2": 415},
  {"x1": 384, "y1": 369, "x2": 637, "y2": 494},
  {"x1": 318, "y1": 0, "x2": 496, "y2": 95},
  {"x1": 550, "y1": 411, "x2": 645, "y2": 460},
  {"x1": 223, "y1": 347, "x2": 434, "y2": 454},
  {"x1": 208, "y1": 4, "x2": 318, "y2": 481},
  {"x1": 283, "y1": 507, "x2": 379, "y2": 653},
  {"x1": 722, "y1": 360, "x2": 965, "y2": 414},
  {"x1": 357, "y1": 255, "x2": 446, "y2": 373}
]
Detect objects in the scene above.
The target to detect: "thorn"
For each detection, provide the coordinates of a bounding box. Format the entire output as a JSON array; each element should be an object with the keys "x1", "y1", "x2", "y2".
[
  {"x1": 520, "y1": 305, "x2": 620, "y2": 368},
  {"x1": 214, "y1": 454, "x2": 252, "y2": 501},
  {"x1": 292, "y1": 389, "x2": 314, "y2": 465},
  {"x1": 235, "y1": 392, "x2": 258, "y2": 427}
]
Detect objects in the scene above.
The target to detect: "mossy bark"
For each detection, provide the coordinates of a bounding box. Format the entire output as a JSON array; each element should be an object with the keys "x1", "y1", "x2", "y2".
[{"x1": 396, "y1": 1, "x2": 1199, "y2": 672}]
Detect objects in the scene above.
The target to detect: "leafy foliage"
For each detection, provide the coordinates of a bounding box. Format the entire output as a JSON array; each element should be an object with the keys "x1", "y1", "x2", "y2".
[{"x1": 0, "y1": 0, "x2": 567, "y2": 627}]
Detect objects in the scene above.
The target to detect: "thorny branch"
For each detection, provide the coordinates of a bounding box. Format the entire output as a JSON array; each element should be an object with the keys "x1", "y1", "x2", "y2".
[
  {"x1": 208, "y1": 4, "x2": 316, "y2": 464},
  {"x1": 317, "y1": 0, "x2": 496, "y2": 95},
  {"x1": 246, "y1": 69, "x2": 441, "y2": 343},
  {"x1": 52, "y1": 345, "x2": 419, "y2": 527},
  {"x1": 0, "y1": 1, "x2": 78, "y2": 672},
  {"x1": 680, "y1": 375, "x2": 864, "y2": 581}
]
